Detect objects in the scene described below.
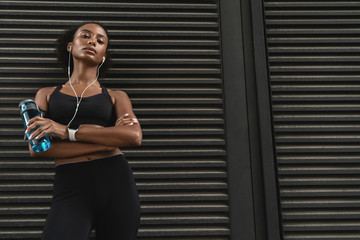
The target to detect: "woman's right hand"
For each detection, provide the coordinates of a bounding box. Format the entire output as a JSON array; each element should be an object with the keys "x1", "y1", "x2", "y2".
[{"x1": 25, "y1": 116, "x2": 68, "y2": 140}]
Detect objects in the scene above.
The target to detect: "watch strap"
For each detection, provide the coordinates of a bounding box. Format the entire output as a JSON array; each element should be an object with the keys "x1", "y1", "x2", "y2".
[{"x1": 68, "y1": 126, "x2": 80, "y2": 141}]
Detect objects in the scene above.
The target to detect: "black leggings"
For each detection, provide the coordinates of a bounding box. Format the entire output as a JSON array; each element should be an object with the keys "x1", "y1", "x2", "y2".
[{"x1": 42, "y1": 154, "x2": 140, "y2": 240}]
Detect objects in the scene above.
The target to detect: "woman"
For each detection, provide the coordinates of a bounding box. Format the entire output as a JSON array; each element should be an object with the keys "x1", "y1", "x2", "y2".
[{"x1": 25, "y1": 22, "x2": 141, "y2": 239}]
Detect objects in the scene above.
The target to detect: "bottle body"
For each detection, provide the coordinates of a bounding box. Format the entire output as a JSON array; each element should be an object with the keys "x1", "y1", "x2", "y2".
[{"x1": 19, "y1": 99, "x2": 51, "y2": 152}]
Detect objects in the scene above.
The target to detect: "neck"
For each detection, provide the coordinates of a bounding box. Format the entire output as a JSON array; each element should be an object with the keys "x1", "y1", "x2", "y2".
[{"x1": 69, "y1": 59, "x2": 99, "y2": 85}]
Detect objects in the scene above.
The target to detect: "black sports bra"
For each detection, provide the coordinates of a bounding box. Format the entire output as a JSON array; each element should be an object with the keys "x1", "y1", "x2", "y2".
[{"x1": 47, "y1": 85, "x2": 116, "y2": 127}]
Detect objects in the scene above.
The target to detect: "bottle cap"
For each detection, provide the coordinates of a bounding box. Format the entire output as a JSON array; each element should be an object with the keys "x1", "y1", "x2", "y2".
[{"x1": 19, "y1": 99, "x2": 38, "y2": 115}]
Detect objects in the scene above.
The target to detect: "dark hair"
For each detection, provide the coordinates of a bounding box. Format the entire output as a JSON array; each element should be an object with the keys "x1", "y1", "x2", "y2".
[{"x1": 55, "y1": 22, "x2": 112, "y2": 78}]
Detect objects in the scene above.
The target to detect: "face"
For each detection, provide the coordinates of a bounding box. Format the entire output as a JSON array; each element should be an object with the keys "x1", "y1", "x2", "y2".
[{"x1": 67, "y1": 23, "x2": 108, "y2": 65}]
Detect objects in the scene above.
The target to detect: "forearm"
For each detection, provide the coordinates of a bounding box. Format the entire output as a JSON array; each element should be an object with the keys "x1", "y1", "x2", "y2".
[
  {"x1": 29, "y1": 140, "x2": 116, "y2": 158},
  {"x1": 75, "y1": 125, "x2": 142, "y2": 147}
]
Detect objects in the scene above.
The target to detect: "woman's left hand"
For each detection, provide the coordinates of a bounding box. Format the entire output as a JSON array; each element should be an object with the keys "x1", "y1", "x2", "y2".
[
  {"x1": 115, "y1": 113, "x2": 138, "y2": 126},
  {"x1": 25, "y1": 116, "x2": 68, "y2": 140}
]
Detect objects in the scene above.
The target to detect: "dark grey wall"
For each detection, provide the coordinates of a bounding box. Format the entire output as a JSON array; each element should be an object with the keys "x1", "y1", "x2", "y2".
[
  {"x1": 263, "y1": 1, "x2": 360, "y2": 240},
  {"x1": 0, "y1": 1, "x2": 229, "y2": 239},
  {"x1": 1, "y1": 0, "x2": 324, "y2": 239},
  {"x1": 220, "y1": 0, "x2": 281, "y2": 239}
]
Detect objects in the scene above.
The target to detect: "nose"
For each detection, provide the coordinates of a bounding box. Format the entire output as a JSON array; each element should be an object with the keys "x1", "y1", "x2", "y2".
[{"x1": 88, "y1": 38, "x2": 96, "y2": 47}]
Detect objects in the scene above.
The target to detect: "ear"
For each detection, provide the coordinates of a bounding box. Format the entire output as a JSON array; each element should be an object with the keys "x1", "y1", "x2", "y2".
[
  {"x1": 101, "y1": 53, "x2": 107, "y2": 63},
  {"x1": 67, "y1": 42, "x2": 72, "y2": 52}
]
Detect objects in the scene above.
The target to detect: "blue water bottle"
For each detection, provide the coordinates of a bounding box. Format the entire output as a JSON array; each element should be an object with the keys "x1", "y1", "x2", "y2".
[{"x1": 19, "y1": 99, "x2": 51, "y2": 152}]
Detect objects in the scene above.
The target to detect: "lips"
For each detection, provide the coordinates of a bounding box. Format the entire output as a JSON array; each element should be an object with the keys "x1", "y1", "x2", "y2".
[{"x1": 83, "y1": 47, "x2": 96, "y2": 54}]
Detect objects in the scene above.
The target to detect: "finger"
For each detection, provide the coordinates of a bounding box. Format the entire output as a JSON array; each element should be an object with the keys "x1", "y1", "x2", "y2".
[
  {"x1": 29, "y1": 125, "x2": 50, "y2": 140},
  {"x1": 116, "y1": 117, "x2": 132, "y2": 125},
  {"x1": 34, "y1": 127, "x2": 50, "y2": 140},
  {"x1": 26, "y1": 116, "x2": 44, "y2": 126},
  {"x1": 129, "y1": 119, "x2": 139, "y2": 125},
  {"x1": 25, "y1": 122, "x2": 39, "y2": 134},
  {"x1": 124, "y1": 119, "x2": 138, "y2": 125},
  {"x1": 115, "y1": 119, "x2": 123, "y2": 126},
  {"x1": 121, "y1": 113, "x2": 131, "y2": 119},
  {"x1": 25, "y1": 120, "x2": 48, "y2": 133},
  {"x1": 123, "y1": 122, "x2": 137, "y2": 126},
  {"x1": 116, "y1": 113, "x2": 130, "y2": 122},
  {"x1": 131, "y1": 118, "x2": 138, "y2": 123},
  {"x1": 30, "y1": 125, "x2": 50, "y2": 140},
  {"x1": 117, "y1": 118, "x2": 138, "y2": 126},
  {"x1": 29, "y1": 127, "x2": 43, "y2": 140},
  {"x1": 116, "y1": 120, "x2": 127, "y2": 126}
]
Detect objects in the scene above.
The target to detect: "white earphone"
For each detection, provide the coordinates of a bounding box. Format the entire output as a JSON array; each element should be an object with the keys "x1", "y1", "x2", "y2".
[{"x1": 66, "y1": 46, "x2": 105, "y2": 127}]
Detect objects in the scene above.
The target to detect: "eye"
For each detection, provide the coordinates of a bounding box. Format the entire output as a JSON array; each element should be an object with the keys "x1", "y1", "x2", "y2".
[
  {"x1": 97, "y1": 39, "x2": 104, "y2": 45},
  {"x1": 81, "y1": 34, "x2": 90, "y2": 38}
]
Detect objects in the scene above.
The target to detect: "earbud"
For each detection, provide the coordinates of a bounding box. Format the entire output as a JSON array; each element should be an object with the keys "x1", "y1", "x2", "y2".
[
  {"x1": 102, "y1": 56, "x2": 105, "y2": 63},
  {"x1": 69, "y1": 46, "x2": 72, "y2": 51}
]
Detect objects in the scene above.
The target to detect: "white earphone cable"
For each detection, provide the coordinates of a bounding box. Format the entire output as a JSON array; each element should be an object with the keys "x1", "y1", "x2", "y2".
[{"x1": 67, "y1": 49, "x2": 105, "y2": 126}]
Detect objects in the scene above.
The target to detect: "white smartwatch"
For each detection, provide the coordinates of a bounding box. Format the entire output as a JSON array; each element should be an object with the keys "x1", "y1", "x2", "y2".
[{"x1": 68, "y1": 123, "x2": 81, "y2": 142}]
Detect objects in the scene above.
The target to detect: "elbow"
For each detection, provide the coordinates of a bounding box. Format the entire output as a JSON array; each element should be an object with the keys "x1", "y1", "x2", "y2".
[
  {"x1": 29, "y1": 144, "x2": 51, "y2": 158},
  {"x1": 30, "y1": 151, "x2": 37, "y2": 158},
  {"x1": 30, "y1": 150, "x2": 43, "y2": 158},
  {"x1": 131, "y1": 131, "x2": 142, "y2": 147},
  {"x1": 114, "y1": 128, "x2": 142, "y2": 147},
  {"x1": 28, "y1": 145, "x2": 38, "y2": 158}
]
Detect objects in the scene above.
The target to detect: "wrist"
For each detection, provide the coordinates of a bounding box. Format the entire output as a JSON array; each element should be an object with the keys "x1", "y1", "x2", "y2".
[
  {"x1": 63, "y1": 125, "x2": 69, "y2": 140},
  {"x1": 68, "y1": 123, "x2": 81, "y2": 141}
]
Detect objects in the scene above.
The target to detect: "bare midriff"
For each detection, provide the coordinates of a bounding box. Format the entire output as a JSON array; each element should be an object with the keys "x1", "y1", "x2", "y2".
[{"x1": 54, "y1": 148, "x2": 122, "y2": 167}]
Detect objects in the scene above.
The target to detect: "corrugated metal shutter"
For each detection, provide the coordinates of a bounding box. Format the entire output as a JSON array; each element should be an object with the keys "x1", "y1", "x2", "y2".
[
  {"x1": 263, "y1": 1, "x2": 360, "y2": 239},
  {"x1": 0, "y1": 1, "x2": 229, "y2": 239}
]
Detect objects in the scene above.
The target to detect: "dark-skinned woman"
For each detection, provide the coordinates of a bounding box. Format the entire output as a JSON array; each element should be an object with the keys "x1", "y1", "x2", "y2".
[{"x1": 25, "y1": 22, "x2": 141, "y2": 240}]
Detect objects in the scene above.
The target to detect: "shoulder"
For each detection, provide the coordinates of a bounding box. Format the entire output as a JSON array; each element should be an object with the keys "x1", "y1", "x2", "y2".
[
  {"x1": 35, "y1": 86, "x2": 58, "y2": 110},
  {"x1": 107, "y1": 88, "x2": 129, "y2": 98},
  {"x1": 107, "y1": 89, "x2": 131, "y2": 104},
  {"x1": 36, "y1": 86, "x2": 57, "y2": 97},
  {"x1": 36, "y1": 86, "x2": 58, "y2": 101}
]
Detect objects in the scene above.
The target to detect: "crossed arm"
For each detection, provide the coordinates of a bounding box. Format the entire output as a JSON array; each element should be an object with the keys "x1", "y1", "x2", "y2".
[
  {"x1": 29, "y1": 140, "x2": 116, "y2": 159},
  {"x1": 27, "y1": 87, "x2": 142, "y2": 159}
]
